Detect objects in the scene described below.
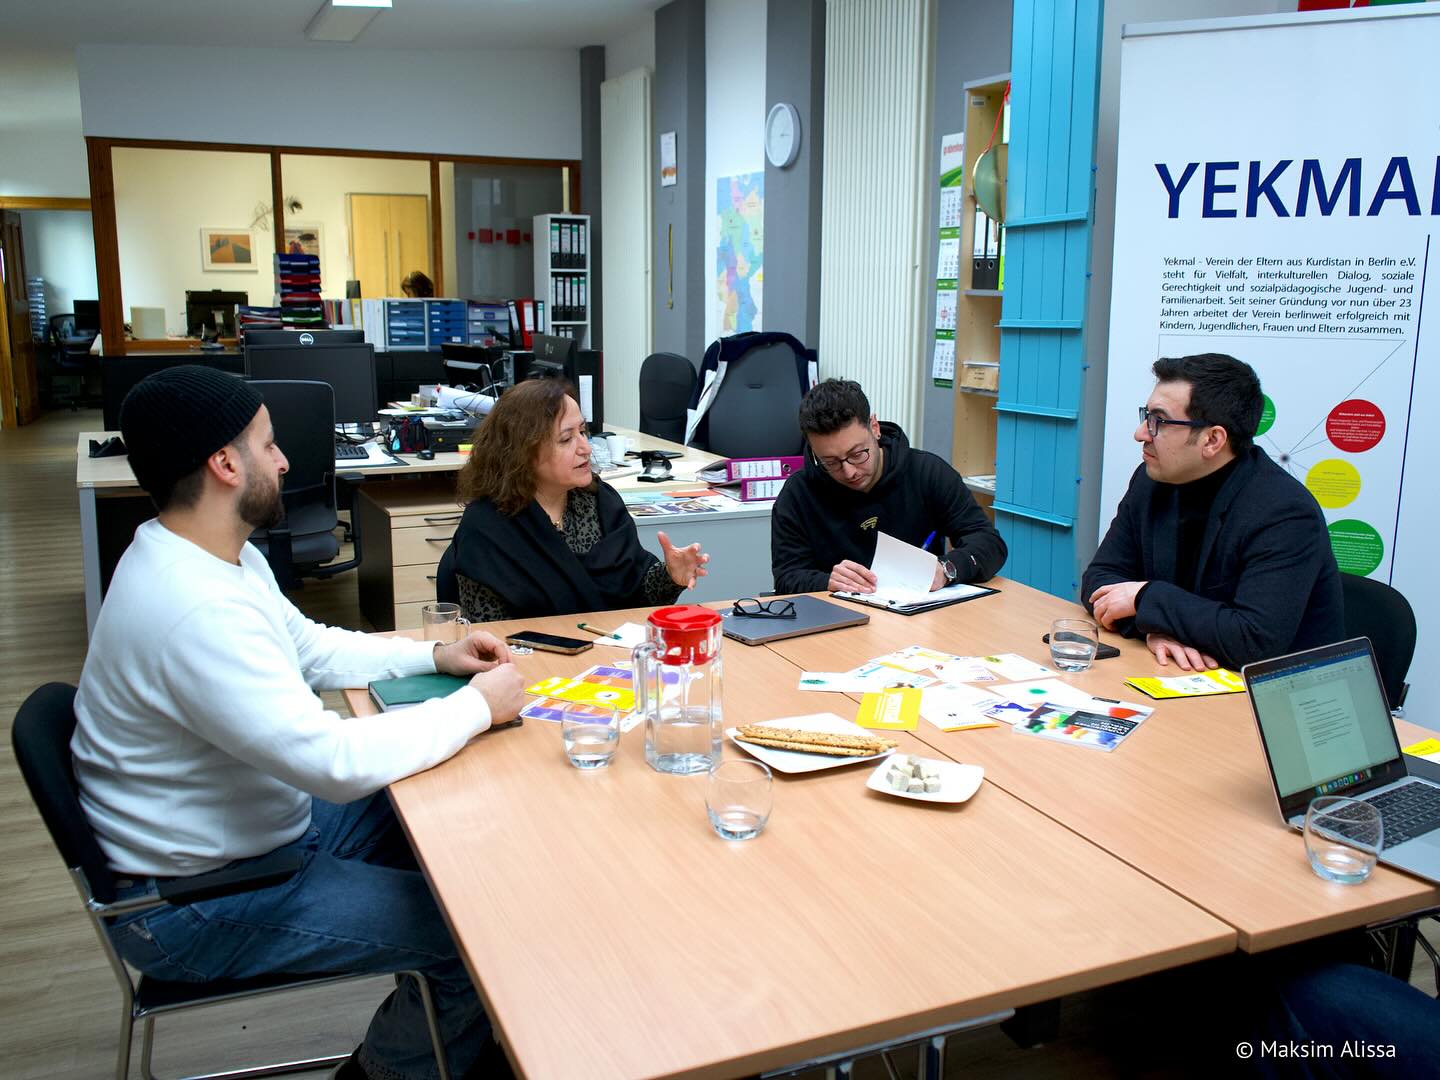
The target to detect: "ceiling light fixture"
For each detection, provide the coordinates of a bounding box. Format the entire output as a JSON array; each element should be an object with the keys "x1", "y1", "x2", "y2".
[{"x1": 305, "y1": 0, "x2": 393, "y2": 44}]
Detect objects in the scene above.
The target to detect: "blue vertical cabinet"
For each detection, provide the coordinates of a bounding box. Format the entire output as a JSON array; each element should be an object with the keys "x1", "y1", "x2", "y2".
[{"x1": 993, "y1": 0, "x2": 1103, "y2": 598}]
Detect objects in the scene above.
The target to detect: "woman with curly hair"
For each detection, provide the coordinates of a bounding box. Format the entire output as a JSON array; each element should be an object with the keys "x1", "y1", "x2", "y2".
[{"x1": 450, "y1": 378, "x2": 709, "y2": 621}]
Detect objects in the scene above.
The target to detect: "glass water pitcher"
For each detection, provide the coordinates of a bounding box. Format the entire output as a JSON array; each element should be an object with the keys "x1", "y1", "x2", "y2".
[{"x1": 632, "y1": 605, "x2": 724, "y2": 774}]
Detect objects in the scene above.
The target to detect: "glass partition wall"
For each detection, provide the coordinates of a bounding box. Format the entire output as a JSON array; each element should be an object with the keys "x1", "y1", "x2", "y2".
[{"x1": 88, "y1": 139, "x2": 578, "y2": 354}]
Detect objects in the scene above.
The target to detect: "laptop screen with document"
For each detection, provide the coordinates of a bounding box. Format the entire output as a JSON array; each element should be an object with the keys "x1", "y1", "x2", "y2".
[{"x1": 1245, "y1": 638, "x2": 1405, "y2": 819}]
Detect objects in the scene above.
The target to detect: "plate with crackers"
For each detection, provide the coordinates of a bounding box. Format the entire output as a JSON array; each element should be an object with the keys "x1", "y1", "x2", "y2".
[{"x1": 727, "y1": 714, "x2": 899, "y2": 774}]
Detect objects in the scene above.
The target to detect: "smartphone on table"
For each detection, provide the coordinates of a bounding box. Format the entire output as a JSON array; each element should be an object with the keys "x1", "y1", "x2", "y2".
[
  {"x1": 505, "y1": 631, "x2": 594, "y2": 655},
  {"x1": 1041, "y1": 633, "x2": 1121, "y2": 660}
]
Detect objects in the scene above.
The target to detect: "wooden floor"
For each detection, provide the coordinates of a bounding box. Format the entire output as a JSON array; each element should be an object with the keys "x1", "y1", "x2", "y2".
[{"x1": 0, "y1": 409, "x2": 1434, "y2": 1079}]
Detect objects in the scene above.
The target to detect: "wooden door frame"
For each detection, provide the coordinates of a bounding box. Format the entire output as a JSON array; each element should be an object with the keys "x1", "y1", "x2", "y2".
[
  {"x1": 0, "y1": 198, "x2": 92, "y2": 426},
  {"x1": 85, "y1": 137, "x2": 581, "y2": 355}
]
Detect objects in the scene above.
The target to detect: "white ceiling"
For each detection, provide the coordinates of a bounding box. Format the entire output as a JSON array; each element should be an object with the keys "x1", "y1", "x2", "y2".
[{"x1": 0, "y1": 0, "x2": 662, "y2": 51}]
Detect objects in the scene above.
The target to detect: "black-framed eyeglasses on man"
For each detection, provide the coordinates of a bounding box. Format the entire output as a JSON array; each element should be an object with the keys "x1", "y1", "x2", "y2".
[
  {"x1": 732, "y1": 597, "x2": 797, "y2": 619},
  {"x1": 816, "y1": 446, "x2": 871, "y2": 474},
  {"x1": 1138, "y1": 405, "x2": 1209, "y2": 440}
]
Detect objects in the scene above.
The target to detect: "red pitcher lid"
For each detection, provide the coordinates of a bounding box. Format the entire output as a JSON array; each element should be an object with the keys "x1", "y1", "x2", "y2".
[{"x1": 647, "y1": 605, "x2": 722, "y2": 664}]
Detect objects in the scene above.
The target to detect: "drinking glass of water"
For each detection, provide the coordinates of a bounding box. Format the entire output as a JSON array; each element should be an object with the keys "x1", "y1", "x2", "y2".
[
  {"x1": 561, "y1": 705, "x2": 621, "y2": 770},
  {"x1": 1304, "y1": 796, "x2": 1382, "y2": 884},
  {"x1": 706, "y1": 759, "x2": 773, "y2": 840},
  {"x1": 1050, "y1": 618, "x2": 1100, "y2": 672}
]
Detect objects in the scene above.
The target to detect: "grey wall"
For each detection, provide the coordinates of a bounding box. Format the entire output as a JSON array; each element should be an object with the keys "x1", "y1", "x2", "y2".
[
  {"x1": 921, "y1": 0, "x2": 1012, "y2": 457},
  {"x1": 652, "y1": 0, "x2": 707, "y2": 367},
  {"x1": 762, "y1": 0, "x2": 825, "y2": 349},
  {"x1": 580, "y1": 45, "x2": 605, "y2": 347}
]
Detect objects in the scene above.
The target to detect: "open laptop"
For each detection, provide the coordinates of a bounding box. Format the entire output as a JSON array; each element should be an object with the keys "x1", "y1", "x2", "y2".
[
  {"x1": 1243, "y1": 637, "x2": 1440, "y2": 884},
  {"x1": 719, "y1": 594, "x2": 869, "y2": 646}
]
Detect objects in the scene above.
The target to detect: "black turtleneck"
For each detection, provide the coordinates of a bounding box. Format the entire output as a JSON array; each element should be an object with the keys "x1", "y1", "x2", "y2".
[{"x1": 1174, "y1": 456, "x2": 1241, "y2": 590}]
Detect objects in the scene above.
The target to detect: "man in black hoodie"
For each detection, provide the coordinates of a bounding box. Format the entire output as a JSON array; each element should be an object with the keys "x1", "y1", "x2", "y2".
[{"x1": 771, "y1": 379, "x2": 1007, "y2": 594}]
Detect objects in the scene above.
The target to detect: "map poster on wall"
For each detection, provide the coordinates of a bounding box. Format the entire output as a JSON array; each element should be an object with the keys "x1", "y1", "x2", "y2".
[
  {"x1": 716, "y1": 172, "x2": 764, "y2": 334},
  {"x1": 1104, "y1": 9, "x2": 1440, "y2": 715}
]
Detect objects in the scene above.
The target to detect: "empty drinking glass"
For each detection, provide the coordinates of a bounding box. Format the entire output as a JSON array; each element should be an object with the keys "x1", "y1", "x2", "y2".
[
  {"x1": 1304, "y1": 796, "x2": 1382, "y2": 884},
  {"x1": 421, "y1": 603, "x2": 470, "y2": 644},
  {"x1": 1050, "y1": 618, "x2": 1100, "y2": 672},
  {"x1": 706, "y1": 759, "x2": 773, "y2": 840},
  {"x1": 561, "y1": 705, "x2": 621, "y2": 770}
]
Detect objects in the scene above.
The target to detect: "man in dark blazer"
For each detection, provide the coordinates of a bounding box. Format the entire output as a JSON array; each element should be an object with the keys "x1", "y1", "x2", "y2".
[{"x1": 1082, "y1": 353, "x2": 1344, "y2": 672}]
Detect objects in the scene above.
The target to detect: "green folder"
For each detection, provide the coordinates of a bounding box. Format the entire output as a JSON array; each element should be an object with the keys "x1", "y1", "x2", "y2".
[{"x1": 368, "y1": 673, "x2": 470, "y2": 712}]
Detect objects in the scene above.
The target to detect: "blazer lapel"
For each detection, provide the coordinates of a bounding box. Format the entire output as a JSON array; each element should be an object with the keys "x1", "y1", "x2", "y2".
[
  {"x1": 1195, "y1": 449, "x2": 1257, "y2": 587},
  {"x1": 1148, "y1": 483, "x2": 1179, "y2": 586}
]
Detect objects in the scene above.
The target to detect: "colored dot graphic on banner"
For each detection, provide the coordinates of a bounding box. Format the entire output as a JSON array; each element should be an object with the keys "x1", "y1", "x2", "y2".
[
  {"x1": 1328, "y1": 519, "x2": 1384, "y2": 577},
  {"x1": 1305, "y1": 459, "x2": 1361, "y2": 509},
  {"x1": 1256, "y1": 395, "x2": 1276, "y2": 437},
  {"x1": 1325, "y1": 399, "x2": 1385, "y2": 453}
]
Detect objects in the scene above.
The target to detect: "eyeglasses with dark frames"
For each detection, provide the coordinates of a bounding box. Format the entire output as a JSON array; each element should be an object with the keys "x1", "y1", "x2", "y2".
[
  {"x1": 815, "y1": 446, "x2": 872, "y2": 474},
  {"x1": 732, "y1": 597, "x2": 798, "y2": 619},
  {"x1": 1138, "y1": 405, "x2": 1209, "y2": 440}
]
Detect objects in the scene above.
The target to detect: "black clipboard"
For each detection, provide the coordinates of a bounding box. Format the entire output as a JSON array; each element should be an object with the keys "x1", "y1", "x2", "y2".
[{"x1": 829, "y1": 583, "x2": 999, "y2": 616}]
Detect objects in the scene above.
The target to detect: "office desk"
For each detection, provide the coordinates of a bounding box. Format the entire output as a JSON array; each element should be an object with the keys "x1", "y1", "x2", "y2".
[
  {"x1": 75, "y1": 428, "x2": 776, "y2": 635},
  {"x1": 344, "y1": 608, "x2": 1233, "y2": 1078},
  {"x1": 763, "y1": 580, "x2": 1440, "y2": 953}
]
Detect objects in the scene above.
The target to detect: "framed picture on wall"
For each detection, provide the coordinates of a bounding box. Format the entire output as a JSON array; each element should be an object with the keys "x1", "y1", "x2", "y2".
[
  {"x1": 284, "y1": 223, "x2": 323, "y2": 258},
  {"x1": 200, "y1": 228, "x2": 257, "y2": 271}
]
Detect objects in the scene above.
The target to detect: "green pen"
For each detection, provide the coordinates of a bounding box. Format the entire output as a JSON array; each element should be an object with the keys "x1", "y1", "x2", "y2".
[{"x1": 576, "y1": 622, "x2": 621, "y2": 640}]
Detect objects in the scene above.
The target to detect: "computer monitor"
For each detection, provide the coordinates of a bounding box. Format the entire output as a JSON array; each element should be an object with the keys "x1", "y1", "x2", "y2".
[
  {"x1": 531, "y1": 333, "x2": 578, "y2": 378},
  {"x1": 244, "y1": 328, "x2": 364, "y2": 346},
  {"x1": 72, "y1": 300, "x2": 100, "y2": 333},
  {"x1": 185, "y1": 290, "x2": 248, "y2": 337},
  {"x1": 244, "y1": 342, "x2": 379, "y2": 427}
]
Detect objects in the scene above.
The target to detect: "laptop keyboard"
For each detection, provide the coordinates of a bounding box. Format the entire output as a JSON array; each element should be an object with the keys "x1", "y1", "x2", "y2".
[
  {"x1": 1365, "y1": 783, "x2": 1440, "y2": 847},
  {"x1": 335, "y1": 441, "x2": 369, "y2": 460}
]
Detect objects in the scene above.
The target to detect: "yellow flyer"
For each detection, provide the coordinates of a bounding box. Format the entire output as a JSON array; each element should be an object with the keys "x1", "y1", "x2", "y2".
[
  {"x1": 1124, "y1": 668, "x2": 1245, "y2": 700},
  {"x1": 855, "y1": 688, "x2": 921, "y2": 730},
  {"x1": 524, "y1": 668, "x2": 636, "y2": 712},
  {"x1": 1402, "y1": 737, "x2": 1440, "y2": 762}
]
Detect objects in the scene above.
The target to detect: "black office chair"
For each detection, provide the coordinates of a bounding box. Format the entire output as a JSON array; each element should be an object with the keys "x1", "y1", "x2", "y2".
[
  {"x1": 1340, "y1": 572, "x2": 1416, "y2": 712},
  {"x1": 11, "y1": 683, "x2": 449, "y2": 1080},
  {"x1": 699, "y1": 338, "x2": 810, "y2": 458},
  {"x1": 48, "y1": 313, "x2": 94, "y2": 410},
  {"x1": 248, "y1": 380, "x2": 362, "y2": 591},
  {"x1": 637, "y1": 352, "x2": 696, "y2": 444}
]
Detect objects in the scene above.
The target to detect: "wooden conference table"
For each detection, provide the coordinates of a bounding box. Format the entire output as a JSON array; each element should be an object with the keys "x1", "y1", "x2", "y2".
[
  {"x1": 344, "y1": 580, "x2": 1440, "y2": 1076},
  {"x1": 344, "y1": 589, "x2": 1246, "y2": 1077},
  {"x1": 74, "y1": 426, "x2": 774, "y2": 637}
]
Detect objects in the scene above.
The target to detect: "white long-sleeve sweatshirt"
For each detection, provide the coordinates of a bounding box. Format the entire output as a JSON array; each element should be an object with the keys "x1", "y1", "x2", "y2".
[{"x1": 72, "y1": 519, "x2": 492, "y2": 876}]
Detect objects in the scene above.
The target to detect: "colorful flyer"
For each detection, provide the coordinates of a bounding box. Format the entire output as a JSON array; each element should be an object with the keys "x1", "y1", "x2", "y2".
[
  {"x1": 524, "y1": 665, "x2": 637, "y2": 712},
  {"x1": 855, "y1": 688, "x2": 921, "y2": 731},
  {"x1": 993, "y1": 679, "x2": 1095, "y2": 707},
  {"x1": 1012, "y1": 701, "x2": 1149, "y2": 752},
  {"x1": 1124, "y1": 668, "x2": 1245, "y2": 700}
]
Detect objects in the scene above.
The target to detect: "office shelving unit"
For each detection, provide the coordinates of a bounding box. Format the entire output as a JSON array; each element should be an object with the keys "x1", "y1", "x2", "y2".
[
  {"x1": 533, "y1": 213, "x2": 590, "y2": 348},
  {"x1": 951, "y1": 75, "x2": 1008, "y2": 512}
]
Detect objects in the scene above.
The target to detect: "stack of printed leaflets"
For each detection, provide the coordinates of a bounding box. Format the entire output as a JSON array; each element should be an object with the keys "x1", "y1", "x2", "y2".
[{"x1": 521, "y1": 664, "x2": 658, "y2": 730}]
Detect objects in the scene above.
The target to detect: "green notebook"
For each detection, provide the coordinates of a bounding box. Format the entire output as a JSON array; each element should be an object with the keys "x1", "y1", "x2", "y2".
[{"x1": 368, "y1": 673, "x2": 470, "y2": 712}]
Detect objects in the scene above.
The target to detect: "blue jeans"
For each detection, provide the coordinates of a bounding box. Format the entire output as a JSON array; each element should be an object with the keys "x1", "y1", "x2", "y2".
[
  {"x1": 107, "y1": 793, "x2": 489, "y2": 1080},
  {"x1": 1251, "y1": 961, "x2": 1440, "y2": 1079}
]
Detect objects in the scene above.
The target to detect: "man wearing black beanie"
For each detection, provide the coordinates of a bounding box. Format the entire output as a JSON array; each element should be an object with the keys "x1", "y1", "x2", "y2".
[{"x1": 73, "y1": 366, "x2": 524, "y2": 1079}]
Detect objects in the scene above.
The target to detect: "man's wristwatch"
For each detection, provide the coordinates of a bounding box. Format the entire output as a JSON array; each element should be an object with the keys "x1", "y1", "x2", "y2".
[{"x1": 940, "y1": 556, "x2": 960, "y2": 583}]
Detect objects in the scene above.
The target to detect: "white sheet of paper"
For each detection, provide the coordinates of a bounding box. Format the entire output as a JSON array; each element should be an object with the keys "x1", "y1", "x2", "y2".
[
  {"x1": 979, "y1": 653, "x2": 1056, "y2": 681},
  {"x1": 589, "y1": 622, "x2": 648, "y2": 649},
  {"x1": 993, "y1": 679, "x2": 1094, "y2": 707},
  {"x1": 870, "y1": 531, "x2": 939, "y2": 592},
  {"x1": 920, "y1": 683, "x2": 1007, "y2": 731}
]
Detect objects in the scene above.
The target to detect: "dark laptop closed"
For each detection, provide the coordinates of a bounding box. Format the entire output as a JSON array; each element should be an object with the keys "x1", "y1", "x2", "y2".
[{"x1": 719, "y1": 594, "x2": 870, "y2": 646}]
